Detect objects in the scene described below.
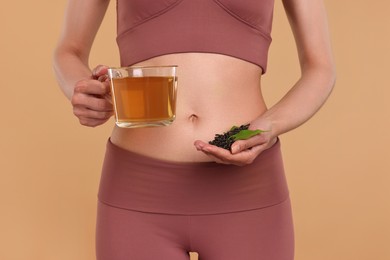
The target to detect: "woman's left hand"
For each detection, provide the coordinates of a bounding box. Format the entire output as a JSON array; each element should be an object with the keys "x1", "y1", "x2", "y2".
[{"x1": 194, "y1": 118, "x2": 277, "y2": 166}]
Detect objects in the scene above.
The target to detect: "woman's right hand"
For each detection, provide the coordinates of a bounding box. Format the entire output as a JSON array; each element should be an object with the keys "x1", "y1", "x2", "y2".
[{"x1": 71, "y1": 65, "x2": 114, "y2": 127}]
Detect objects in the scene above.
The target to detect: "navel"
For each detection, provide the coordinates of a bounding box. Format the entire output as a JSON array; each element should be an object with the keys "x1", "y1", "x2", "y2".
[{"x1": 188, "y1": 114, "x2": 199, "y2": 123}]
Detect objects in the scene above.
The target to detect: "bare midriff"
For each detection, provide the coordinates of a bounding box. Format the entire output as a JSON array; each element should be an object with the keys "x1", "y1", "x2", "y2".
[{"x1": 110, "y1": 53, "x2": 268, "y2": 162}]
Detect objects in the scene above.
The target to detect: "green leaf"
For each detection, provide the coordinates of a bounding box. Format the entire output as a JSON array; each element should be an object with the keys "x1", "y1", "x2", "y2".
[
  {"x1": 230, "y1": 125, "x2": 239, "y2": 131},
  {"x1": 230, "y1": 129, "x2": 267, "y2": 141}
]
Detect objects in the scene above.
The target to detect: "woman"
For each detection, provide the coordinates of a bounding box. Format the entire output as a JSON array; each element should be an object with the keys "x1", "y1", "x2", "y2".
[{"x1": 53, "y1": 0, "x2": 335, "y2": 259}]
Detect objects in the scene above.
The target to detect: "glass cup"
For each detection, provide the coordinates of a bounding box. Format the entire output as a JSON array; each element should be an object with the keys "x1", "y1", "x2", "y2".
[{"x1": 108, "y1": 65, "x2": 178, "y2": 128}]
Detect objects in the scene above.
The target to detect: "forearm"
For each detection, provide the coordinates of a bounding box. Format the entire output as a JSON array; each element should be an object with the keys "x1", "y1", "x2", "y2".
[
  {"x1": 263, "y1": 65, "x2": 336, "y2": 137},
  {"x1": 52, "y1": 46, "x2": 113, "y2": 127},
  {"x1": 53, "y1": 48, "x2": 92, "y2": 100},
  {"x1": 52, "y1": 0, "x2": 110, "y2": 100},
  {"x1": 259, "y1": 0, "x2": 337, "y2": 137}
]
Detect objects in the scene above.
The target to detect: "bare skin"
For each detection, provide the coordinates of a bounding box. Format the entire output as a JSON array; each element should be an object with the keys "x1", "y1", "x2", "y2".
[{"x1": 53, "y1": 0, "x2": 336, "y2": 166}]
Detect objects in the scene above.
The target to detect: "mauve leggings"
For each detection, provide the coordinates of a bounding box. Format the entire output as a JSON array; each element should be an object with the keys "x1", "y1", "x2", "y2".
[{"x1": 96, "y1": 139, "x2": 294, "y2": 260}]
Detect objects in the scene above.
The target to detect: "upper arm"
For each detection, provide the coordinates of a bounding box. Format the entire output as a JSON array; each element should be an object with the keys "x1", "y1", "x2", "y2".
[
  {"x1": 282, "y1": 0, "x2": 335, "y2": 72},
  {"x1": 55, "y1": 0, "x2": 111, "y2": 63}
]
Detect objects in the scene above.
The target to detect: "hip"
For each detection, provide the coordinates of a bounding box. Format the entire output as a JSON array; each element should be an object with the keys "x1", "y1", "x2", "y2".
[{"x1": 97, "y1": 137, "x2": 289, "y2": 215}]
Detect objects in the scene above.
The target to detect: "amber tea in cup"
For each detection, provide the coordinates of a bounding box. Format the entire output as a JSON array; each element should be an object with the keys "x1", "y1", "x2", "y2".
[{"x1": 108, "y1": 66, "x2": 178, "y2": 128}]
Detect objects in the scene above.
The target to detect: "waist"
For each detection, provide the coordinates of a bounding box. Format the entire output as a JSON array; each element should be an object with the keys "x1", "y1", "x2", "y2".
[
  {"x1": 98, "y1": 138, "x2": 289, "y2": 215},
  {"x1": 110, "y1": 53, "x2": 268, "y2": 162}
]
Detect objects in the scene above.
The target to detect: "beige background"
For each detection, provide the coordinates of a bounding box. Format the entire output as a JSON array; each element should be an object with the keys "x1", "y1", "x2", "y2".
[{"x1": 1, "y1": 0, "x2": 389, "y2": 259}]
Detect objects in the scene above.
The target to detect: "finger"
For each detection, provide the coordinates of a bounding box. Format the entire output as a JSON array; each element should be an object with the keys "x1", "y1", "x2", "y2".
[
  {"x1": 194, "y1": 140, "x2": 207, "y2": 151},
  {"x1": 195, "y1": 140, "x2": 267, "y2": 166},
  {"x1": 73, "y1": 106, "x2": 113, "y2": 120},
  {"x1": 78, "y1": 117, "x2": 110, "y2": 127},
  {"x1": 230, "y1": 134, "x2": 266, "y2": 154},
  {"x1": 72, "y1": 93, "x2": 113, "y2": 112},
  {"x1": 195, "y1": 141, "x2": 234, "y2": 159},
  {"x1": 97, "y1": 74, "x2": 108, "y2": 82},
  {"x1": 200, "y1": 144, "x2": 238, "y2": 162},
  {"x1": 201, "y1": 143, "x2": 263, "y2": 166},
  {"x1": 74, "y1": 80, "x2": 110, "y2": 96},
  {"x1": 194, "y1": 141, "x2": 231, "y2": 162},
  {"x1": 92, "y1": 65, "x2": 109, "y2": 79}
]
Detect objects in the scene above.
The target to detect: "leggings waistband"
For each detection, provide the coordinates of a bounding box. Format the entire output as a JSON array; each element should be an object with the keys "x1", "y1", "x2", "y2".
[{"x1": 97, "y1": 138, "x2": 289, "y2": 215}]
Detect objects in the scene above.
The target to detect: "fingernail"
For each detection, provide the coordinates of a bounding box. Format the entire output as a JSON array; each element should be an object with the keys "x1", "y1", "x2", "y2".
[
  {"x1": 231, "y1": 145, "x2": 240, "y2": 154},
  {"x1": 194, "y1": 142, "x2": 203, "y2": 150}
]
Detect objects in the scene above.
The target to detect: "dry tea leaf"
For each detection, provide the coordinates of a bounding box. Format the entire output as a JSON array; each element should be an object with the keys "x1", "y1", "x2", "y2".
[{"x1": 209, "y1": 124, "x2": 268, "y2": 151}]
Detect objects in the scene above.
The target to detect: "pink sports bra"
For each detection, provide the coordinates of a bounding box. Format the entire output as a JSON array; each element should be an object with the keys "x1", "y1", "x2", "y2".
[{"x1": 116, "y1": 0, "x2": 275, "y2": 73}]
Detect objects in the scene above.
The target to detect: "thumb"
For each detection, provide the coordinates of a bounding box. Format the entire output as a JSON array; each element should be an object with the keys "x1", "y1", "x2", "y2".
[
  {"x1": 92, "y1": 65, "x2": 109, "y2": 79},
  {"x1": 231, "y1": 141, "x2": 245, "y2": 154}
]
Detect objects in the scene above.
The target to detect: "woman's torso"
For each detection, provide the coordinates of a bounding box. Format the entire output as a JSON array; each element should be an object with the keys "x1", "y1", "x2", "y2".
[{"x1": 110, "y1": 53, "x2": 267, "y2": 162}]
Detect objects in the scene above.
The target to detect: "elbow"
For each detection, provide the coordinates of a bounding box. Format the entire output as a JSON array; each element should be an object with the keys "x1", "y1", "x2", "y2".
[
  {"x1": 52, "y1": 43, "x2": 89, "y2": 68},
  {"x1": 52, "y1": 45, "x2": 68, "y2": 79},
  {"x1": 302, "y1": 59, "x2": 337, "y2": 93},
  {"x1": 327, "y1": 63, "x2": 337, "y2": 93},
  {"x1": 52, "y1": 47, "x2": 62, "y2": 75},
  {"x1": 323, "y1": 63, "x2": 336, "y2": 91},
  {"x1": 320, "y1": 64, "x2": 336, "y2": 97},
  {"x1": 326, "y1": 57, "x2": 337, "y2": 86}
]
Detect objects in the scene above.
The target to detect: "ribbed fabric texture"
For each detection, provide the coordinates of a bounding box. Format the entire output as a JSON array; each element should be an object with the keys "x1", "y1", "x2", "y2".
[
  {"x1": 98, "y1": 138, "x2": 289, "y2": 215},
  {"x1": 116, "y1": 0, "x2": 275, "y2": 73}
]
